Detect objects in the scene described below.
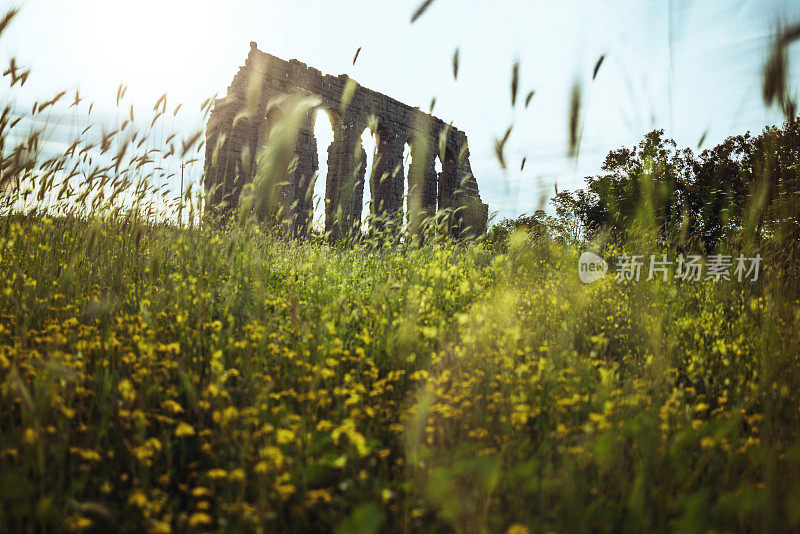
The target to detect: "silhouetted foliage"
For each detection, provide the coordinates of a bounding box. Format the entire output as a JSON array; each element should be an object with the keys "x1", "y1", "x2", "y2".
[
  {"x1": 486, "y1": 211, "x2": 549, "y2": 252},
  {"x1": 558, "y1": 118, "x2": 800, "y2": 254}
]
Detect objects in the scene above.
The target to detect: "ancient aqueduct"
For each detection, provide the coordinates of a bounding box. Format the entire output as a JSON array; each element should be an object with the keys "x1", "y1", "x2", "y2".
[{"x1": 204, "y1": 43, "x2": 488, "y2": 239}]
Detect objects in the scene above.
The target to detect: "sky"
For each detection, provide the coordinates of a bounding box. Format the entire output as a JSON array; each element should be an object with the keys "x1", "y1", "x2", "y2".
[{"x1": 2, "y1": 0, "x2": 800, "y2": 222}]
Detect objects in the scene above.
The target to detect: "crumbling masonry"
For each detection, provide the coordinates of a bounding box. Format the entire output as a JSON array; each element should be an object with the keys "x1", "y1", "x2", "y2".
[{"x1": 204, "y1": 43, "x2": 488, "y2": 239}]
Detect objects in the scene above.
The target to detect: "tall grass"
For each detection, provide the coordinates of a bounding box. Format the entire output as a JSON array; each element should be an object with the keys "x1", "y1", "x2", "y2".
[{"x1": 2, "y1": 4, "x2": 800, "y2": 533}]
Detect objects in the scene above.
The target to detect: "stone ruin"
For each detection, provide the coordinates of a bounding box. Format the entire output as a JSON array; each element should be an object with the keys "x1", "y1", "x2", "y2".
[{"x1": 204, "y1": 43, "x2": 488, "y2": 240}]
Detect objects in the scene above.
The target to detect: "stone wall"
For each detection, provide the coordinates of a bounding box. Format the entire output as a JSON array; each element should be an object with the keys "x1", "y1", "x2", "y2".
[{"x1": 204, "y1": 43, "x2": 488, "y2": 239}]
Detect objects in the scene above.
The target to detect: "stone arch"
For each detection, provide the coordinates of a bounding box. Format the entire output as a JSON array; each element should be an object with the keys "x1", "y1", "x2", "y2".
[
  {"x1": 311, "y1": 106, "x2": 341, "y2": 233},
  {"x1": 204, "y1": 44, "x2": 488, "y2": 239},
  {"x1": 354, "y1": 121, "x2": 378, "y2": 232}
]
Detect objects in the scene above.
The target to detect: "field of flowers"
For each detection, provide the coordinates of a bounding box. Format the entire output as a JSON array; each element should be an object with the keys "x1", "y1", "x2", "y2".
[
  {"x1": 2, "y1": 214, "x2": 800, "y2": 533},
  {"x1": 3, "y1": 3, "x2": 800, "y2": 530}
]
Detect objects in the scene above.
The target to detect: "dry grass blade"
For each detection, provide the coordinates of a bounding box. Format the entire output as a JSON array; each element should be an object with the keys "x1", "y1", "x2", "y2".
[
  {"x1": 353, "y1": 47, "x2": 362, "y2": 65},
  {"x1": 763, "y1": 36, "x2": 785, "y2": 106},
  {"x1": 153, "y1": 93, "x2": 167, "y2": 113},
  {"x1": 150, "y1": 111, "x2": 163, "y2": 128},
  {"x1": 520, "y1": 156, "x2": 526, "y2": 171},
  {"x1": 181, "y1": 130, "x2": 202, "y2": 158},
  {"x1": 340, "y1": 78, "x2": 358, "y2": 113},
  {"x1": 511, "y1": 61, "x2": 520, "y2": 107},
  {"x1": 494, "y1": 125, "x2": 513, "y2": 170},
  {"x1": 410, "y1": 0, "x2": 436, "y2": 23},
  {"x1": 524, "y1": 90, "x2": 535, "y2": 108},
  {"x1": 452, "y1": 47, "x2": 460, "y2": 80},
  {"x1": 697, "y1": 129, "x2": 708, "y2": 149},
  {"x1": 763, "y1": 21, "x2": 800, "y2": 120},
  {"x1": 568, "y1": 80, "x2": 581, "y2": 158},
  {"x1": 592, "y1": 54, "x2": 605, "y2": 81},
  {"x1": 39, "y1": 91, "x2": 66, "y2": 112},
  {"x1": 116, "y1": 84, "x2": 126, "y2": 106},
  {"x1": 245, "y1": 60, "x2": 266, "y2": 117},
  {"x1": 438, "y1": 124, "x2": 451, "y2": 161},
  {"x1": 4, "y1": 57, "x2": 17, "y2": 78},
  {"x1": 4, "y1": 57, "x2": 29, "y2": 87},
  {"x1": 0, "y1": 8, "x2": 19, "y2": 39}
]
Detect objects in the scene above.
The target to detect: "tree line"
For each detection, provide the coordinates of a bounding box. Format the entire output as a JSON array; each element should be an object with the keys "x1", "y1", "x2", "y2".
[{"x1": 490, "y1": 117, "x2": 800, "y2": 265}]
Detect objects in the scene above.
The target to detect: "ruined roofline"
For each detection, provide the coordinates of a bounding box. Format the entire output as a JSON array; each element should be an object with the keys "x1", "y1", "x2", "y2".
[{"x1": 216, "y1": 42, "x2": 469, "y2": 144}]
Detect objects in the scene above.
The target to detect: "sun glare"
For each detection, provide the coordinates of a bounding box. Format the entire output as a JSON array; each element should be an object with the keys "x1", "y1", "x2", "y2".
[{"x1": 75, "y1": 0, "x2": 217, "y2": 101}]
